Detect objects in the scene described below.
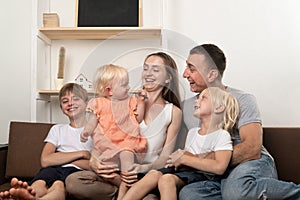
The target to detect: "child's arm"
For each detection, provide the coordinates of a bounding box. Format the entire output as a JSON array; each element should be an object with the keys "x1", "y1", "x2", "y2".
[
  {"x1": 41, "y1": 142, "x2": 91, "y2": 168},
  {"x1": 169, "y1": 149, "x2": 232, "y2": 175},
  {"x1": 80, "y1": 112, "x2": 98, "y2": 142},
  {"x1": 134, "y1": 91, "x2": 146, "y2": 123},
  {"x1": 70, "y1": 158, "x2": 91, "y2": 170}
]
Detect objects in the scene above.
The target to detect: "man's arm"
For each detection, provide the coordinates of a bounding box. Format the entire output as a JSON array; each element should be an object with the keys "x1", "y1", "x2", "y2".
[{"x1": 230, "y1": 122, "x2": 262, "y2": 166}]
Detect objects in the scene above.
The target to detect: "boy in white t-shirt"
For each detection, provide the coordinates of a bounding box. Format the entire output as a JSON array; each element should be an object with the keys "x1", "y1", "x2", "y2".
[{"x1": 0, "y1": 83, "x2": 93, "y2": 200}]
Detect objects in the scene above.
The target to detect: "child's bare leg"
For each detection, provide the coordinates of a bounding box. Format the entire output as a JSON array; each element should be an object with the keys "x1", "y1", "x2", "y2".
[
  {"x1": 38, "y1": 180, "x2": 65, "y2": 200},
  {"x1": 122, "y1": 170, "x2": 163, "y2": 200},
  {"x1": 158, "y1": 174, "x2": 184, "y2": 200},
  {"x1": 116, "y1": 150, "x2": 135, "y2": 200}
]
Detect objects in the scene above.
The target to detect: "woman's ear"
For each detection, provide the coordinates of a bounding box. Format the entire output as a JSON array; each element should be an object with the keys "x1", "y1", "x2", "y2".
[
  {"x1": 165, "y1": 75, "x2": 172, "y2": 84},
  {"x1": 214, "y1": 104, "x2": 225, "y2": 113}
]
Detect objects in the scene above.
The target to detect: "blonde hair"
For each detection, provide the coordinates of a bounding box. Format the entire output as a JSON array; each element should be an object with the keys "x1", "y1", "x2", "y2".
[
  {"x1": 202, "y1": 87, "x2": 239, "y2": 134},
  {"x1": 93, "y1": 64, "x2": 128, "y2": 97}
]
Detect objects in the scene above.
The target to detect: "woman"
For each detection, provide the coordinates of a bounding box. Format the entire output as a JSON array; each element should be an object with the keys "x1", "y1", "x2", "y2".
[{"x1": 66, "y1": 52, "x2": 182, "y2": 200}]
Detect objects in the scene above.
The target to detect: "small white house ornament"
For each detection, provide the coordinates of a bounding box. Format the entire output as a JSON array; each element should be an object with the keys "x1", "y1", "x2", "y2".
[{"x1": 75, "y1": 73, "x2": 93, "y2": 90}]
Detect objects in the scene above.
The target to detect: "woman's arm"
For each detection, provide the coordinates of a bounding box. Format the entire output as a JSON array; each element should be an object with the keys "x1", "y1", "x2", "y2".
[
  {"x1": 120, "y1": 106, "x2": 182, "y2": 186},
  {"x1": 148, "y1": 106, "x2": 182, "y2": 170},
  {"x1": 40, "y1": 142, "x2": 90, "y2": 168}
]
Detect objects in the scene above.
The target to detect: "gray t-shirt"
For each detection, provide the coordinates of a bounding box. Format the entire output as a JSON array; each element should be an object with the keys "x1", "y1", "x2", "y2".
[{"x1": 181, "y1": 86, "x2": 271, "y2": 157}]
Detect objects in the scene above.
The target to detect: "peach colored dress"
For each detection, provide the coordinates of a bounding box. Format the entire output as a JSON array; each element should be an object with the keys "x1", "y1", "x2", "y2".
[{"x1": 87, "y1": 97, "x2": 147, "y2": 163}]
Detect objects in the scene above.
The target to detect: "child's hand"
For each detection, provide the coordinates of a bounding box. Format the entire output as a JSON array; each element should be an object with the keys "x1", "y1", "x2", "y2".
[
  {"x1": 80, "y1": 130, "x2": 89, "y2": 142},
  {"x1": 166, "y1": 149, "x2": 186, "y2": 170},
  {"x1": 81, "y1": 150, "x2": 91, "y2": 159},
  {"x1": 130, "y1": 90, "x2": 148, "y2": 100}
]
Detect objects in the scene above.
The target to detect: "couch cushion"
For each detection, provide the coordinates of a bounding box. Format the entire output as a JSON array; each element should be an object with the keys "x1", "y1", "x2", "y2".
[
  {"x1": 263, "y1": 127, "x2": 300, "y2": 184},
  {"x1": 5, "y1": 121, "x2": 54, "y2": 179}
]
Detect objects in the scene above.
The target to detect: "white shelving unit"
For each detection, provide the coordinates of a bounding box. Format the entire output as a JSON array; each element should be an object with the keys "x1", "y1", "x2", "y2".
[{"x1": 32, "y1": 0, "x2": 164, "y2": 123}]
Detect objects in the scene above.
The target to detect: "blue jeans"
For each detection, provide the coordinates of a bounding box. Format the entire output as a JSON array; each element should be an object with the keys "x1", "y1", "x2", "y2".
[{"x1": 179, "y1": 154, "x2": 300, "y2": 200}]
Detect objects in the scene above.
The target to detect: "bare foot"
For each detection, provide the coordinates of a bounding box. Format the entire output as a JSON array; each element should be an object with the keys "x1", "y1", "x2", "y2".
[
  {"x1": 0, "y1": 178, "x2": 36, "y2": 200},
  {"x1": 0, "y1": 190, "x2": 14, "y2": 200},
  {"x1": 9, "y1": 187, "x2": 36, "y2": 200}
]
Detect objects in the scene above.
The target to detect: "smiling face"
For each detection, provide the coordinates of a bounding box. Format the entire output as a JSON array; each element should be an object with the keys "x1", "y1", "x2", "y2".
[
  {"x1": 60, "y1": 91, "x2": 87, "y2": 120},
  {"x1": 183, "y1": 53, "x2": 210, "y2": 93},
  {"x1": 193, "y1": 89, "x2": 214, "y2": 119},
  {"x1": 142, "y1": 55, "x2": 170, "y2": 92}
]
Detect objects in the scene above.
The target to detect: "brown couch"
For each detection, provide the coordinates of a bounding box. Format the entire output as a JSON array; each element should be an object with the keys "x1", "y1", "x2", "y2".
[{"x1": 0, "y1": 121, "x2": 300, "y2": 193}]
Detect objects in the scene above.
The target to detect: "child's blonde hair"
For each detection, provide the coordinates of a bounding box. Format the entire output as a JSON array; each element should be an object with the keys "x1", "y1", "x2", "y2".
[
  {"x1": 93, "y1": 64, "x2": 128, "y2": 97},
  {"x1": 203, "y1": 87, "x2": 239, "y2": 134}
]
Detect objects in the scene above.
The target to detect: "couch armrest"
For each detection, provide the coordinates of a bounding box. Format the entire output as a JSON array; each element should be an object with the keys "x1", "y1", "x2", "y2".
[{"x1": 0, "y1": 144, "x2": 8, "y2": 185}]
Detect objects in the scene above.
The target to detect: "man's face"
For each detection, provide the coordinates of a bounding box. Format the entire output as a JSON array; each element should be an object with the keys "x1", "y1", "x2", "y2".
[{"x1": 183, "y1": 54, "x2": 209, "y2": 93}]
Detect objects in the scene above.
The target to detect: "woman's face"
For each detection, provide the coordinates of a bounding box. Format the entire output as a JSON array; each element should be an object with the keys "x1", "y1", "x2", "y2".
[{"x1": 142, "y1": 55, "x2": 170, "y2": 92}]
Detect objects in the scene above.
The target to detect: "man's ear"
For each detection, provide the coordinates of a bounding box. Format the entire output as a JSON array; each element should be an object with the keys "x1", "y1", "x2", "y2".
[
  {"x1": 214, "y1": 104, "x2": 225, "y2": 113},
  {"x1": 207, "y1": 69, "x2": 219, "y2": 82},
  {"x1": 105, "y1": 87, "x2": 112, "y2": 96}
]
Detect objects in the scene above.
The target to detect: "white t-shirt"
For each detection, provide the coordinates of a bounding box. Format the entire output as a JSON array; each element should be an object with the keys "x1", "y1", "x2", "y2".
[
  {"x1": 44, "y1": 124, "x2": 94, "y2": 169},
  {"x1": 184, "y1": 128, "x2": 232, "y2": 155}
]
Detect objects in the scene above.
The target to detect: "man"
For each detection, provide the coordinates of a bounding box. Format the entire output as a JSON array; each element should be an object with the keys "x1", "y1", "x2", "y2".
[{"x1": 178, "y1": 44, "x2": 300, "y2": 200}]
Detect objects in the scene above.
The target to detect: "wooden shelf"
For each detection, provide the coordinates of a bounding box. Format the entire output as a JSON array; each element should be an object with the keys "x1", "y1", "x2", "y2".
[
  {"x1": 38, "y1": 90, "x2": 96, "y2": 95},
  {"x1": 38, "y1": 27, "x2": 162, "y2": 40}
]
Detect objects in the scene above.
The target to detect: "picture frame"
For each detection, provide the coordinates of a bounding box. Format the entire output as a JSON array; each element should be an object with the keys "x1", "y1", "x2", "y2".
[{"x1": 75, "y1": 0, "x2": 142, "y2": 27}]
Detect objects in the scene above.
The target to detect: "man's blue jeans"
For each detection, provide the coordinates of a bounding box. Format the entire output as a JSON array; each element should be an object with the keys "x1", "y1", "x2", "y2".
[{"x1": 179, "y1": 154, "x2": 300, "y2": 200}]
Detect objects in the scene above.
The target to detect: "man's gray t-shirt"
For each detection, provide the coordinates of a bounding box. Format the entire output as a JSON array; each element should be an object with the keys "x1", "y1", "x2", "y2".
[{"x1": 181, "y1": 86, "x2": 270, "y2": 157}]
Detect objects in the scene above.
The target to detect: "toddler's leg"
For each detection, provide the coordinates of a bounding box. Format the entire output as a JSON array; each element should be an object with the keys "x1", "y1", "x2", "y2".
[{"x1": 116, "y1": 151, "x2": 135, "y2": 200}]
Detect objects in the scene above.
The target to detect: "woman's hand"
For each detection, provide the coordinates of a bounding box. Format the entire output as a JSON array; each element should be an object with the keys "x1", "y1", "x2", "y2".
[
  {"x1": 89, "y1": 153, "x2": 119, "y2": 179},
  {"x1": 120, "y1": 163, "x2": 151, "y2": 187}
]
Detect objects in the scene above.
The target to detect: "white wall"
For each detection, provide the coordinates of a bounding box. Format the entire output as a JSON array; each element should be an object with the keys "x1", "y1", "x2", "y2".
[
  {"x1": 165, "y1": 0, "x2": 300, "y2": 127},
  {"x1": 0, "y1": 0, "x2": 32, "y2": 143},
  {"x1": 1, "y1": 0, "x2": 300, "y2": 143}
]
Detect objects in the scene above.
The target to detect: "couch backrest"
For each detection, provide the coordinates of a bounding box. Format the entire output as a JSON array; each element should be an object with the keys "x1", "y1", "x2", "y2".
[
  {"x1": 5, "y1": 121, "x2": 54, "y2": 179},
  {"x1": 263, "y1": 127, "x2": 300, "y2": 184}
]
